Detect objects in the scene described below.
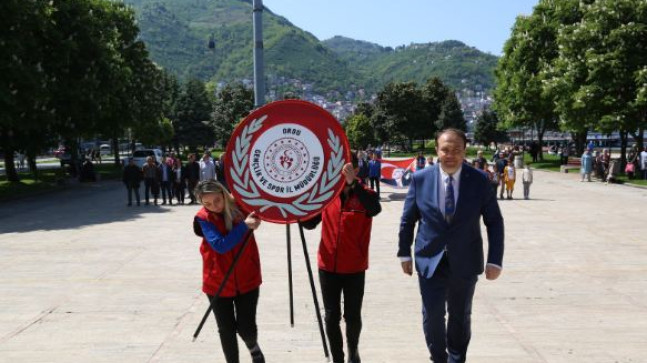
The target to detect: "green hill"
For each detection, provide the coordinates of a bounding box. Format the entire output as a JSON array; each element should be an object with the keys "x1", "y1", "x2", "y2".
[
  {"x1": 123, "y1": 0, "x2": 360, "y2": 93},
  {"x1": 322, "y1": 37, "x2": 498, "y2": 92},
  {"x1": 123, "y1": 0, "x2": 497, "y2": 94}
]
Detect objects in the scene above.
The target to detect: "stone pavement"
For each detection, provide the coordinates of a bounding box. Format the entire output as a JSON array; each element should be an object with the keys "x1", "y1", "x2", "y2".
[{"x1": 0, "y1": 169, "x2": 646, "y2": 363}]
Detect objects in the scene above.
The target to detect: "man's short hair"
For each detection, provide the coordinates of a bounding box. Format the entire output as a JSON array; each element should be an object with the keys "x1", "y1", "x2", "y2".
[{"x1": 435, "y1": 128, "x2": 467, "y2": 149}]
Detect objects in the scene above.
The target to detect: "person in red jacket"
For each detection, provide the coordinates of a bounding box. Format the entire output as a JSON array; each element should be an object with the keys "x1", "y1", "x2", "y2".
[
  {"x1": 301, "y1": 153, "x2": 381, "y2": 363},
  {"x1": 193, "y1": 180, "x2": 265, "y2": 363}
]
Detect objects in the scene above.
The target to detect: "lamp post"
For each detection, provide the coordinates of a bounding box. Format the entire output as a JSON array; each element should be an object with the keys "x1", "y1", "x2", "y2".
[{"x1": 253, "y1": 0, "x2": 265, "y2": 107}]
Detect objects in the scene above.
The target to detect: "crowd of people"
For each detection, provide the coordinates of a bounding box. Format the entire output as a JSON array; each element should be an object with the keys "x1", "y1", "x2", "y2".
[
  {"x1": 121, "y1": 151, "x2": 227, "y2": 206},
  {"x1": 579, "y1": 145, "x2": 647, "y2": 183}
]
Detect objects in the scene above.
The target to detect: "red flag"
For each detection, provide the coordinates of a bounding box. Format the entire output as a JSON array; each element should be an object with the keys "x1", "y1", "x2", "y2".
[{"x1": 380, "y1": 157, "x2": 416, "y2": 188}]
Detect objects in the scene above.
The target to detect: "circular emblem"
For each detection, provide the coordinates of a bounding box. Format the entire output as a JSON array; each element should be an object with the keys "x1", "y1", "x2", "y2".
[
  {"x1": 225, "y1": 100, "x2": 351, "y2": 224},
  {"x1": 251, "y1": 123, "x2": 324, "y2": 198}
]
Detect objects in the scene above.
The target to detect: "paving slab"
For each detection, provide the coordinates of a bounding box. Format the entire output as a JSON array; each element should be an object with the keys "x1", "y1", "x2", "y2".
[{"x1": 1, "y1": 169, "x2": 646, "y2": 362}]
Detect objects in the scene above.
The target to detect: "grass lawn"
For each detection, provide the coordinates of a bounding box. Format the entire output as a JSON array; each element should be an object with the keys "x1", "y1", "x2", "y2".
[
  {"x1": 0, "y1": 164, "x2": 122, "y2": 201},
  {"x1": 615, "y1": 175, "x2": 647, "y2": 187}
]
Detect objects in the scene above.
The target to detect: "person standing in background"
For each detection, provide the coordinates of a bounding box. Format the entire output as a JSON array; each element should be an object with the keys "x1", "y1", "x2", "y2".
[
  {"x1": 122, "y1": 158, "x2": 142, "y2": 206},
  {"x1": 503, "y1": 155, "x2": 516, "y2": 200},
  {"x1": 200, "y1": 152, "x2": 216, "y2": 181},
  {"x1": 159, "y1": 156, "x2": 173, "y2": 205},
  {"x1": 357, "y1": 150, "x2": 369, "y2": 185},
  {"x1": 368, "y1": 153, "x2": 381, "y2": 198},
  {"x1": 142, "y1": 156, "x2": 160, "y2": 205},
  {"x1": 172, "y1": 158, "x2": 186, "y2": 205},
  {"x1": 522, "y1": 163, "x2": 533, "y2": 200},
  {"x1": 641, "y1": 147, "x2": 647, "y2": 180},
  {"x1": 186, "y1": 153, "x2": 201, "y2": 204},
  {"x1": 416, "y1": 151, "x2": 427, "y2": 171},
  {"x1": 581, "y1": 149, "x2": 593, "y2": 182}
]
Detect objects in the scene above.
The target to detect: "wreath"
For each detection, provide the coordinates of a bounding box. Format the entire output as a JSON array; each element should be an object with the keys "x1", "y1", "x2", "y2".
[{"x1": 230, "y1": 115, "x2": 345, "y2": 218}]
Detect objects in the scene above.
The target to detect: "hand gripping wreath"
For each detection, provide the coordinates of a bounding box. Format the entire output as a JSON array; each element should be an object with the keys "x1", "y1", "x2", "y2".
[{"x1": 224, "y1": 100, "x2": 351, "y2": 224}]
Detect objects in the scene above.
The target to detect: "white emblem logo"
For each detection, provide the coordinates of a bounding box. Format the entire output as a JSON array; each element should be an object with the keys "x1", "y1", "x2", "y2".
[{"x1": 250, "y1": 123, "x2": 324, "y2": 198}]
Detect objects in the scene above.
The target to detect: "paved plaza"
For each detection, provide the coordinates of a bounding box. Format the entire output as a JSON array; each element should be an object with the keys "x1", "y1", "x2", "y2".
[{"x1": 1, "y1": 169, "x2": 646, "y2": 363}]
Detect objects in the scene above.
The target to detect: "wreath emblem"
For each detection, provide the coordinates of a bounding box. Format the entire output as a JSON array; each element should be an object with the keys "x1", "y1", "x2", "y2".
[{"x1": 230, "y1": 115, "x2": 345, "y2": 218}]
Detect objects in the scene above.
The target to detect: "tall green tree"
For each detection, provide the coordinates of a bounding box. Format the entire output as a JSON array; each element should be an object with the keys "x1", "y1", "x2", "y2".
[
  {"x1": 211, "y1": 83, "x2": 254, "y2": 149},
  {"x1": 493, "y1": 0, "x2": 576, "y2": 160},
  {"x1": 474, "y1": 110, "x2": 508, "y2": 149},
  {"x1": 546, "y1": 0, "x2": 602, "y2": 154},
  {"x1": 353, "y1": 102, "x2": 375, "y2": 119},
  {"x1": 0, "y1": 0, "x2": 52, "y2": 182},
  {"x1": 420, "y1": 77, "x2": 449, "y2": 135},
  {"x1": 436, "y1": 92, "x2": 466, "y2": 132},
  {"x1": 344, "y1": 114, "x2": 376, "y2": 149},
  {"x1": 174, "y1": 79, "x2": 214, "y2": 151},
  {"x1": 556, "y1": 0, "x2": 647, "y2": 159},
  {"x1": 373, "y1": 81, "x2": 429, "y2": 149}
]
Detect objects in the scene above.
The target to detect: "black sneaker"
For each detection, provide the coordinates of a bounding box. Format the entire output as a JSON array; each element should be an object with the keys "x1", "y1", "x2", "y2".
[
  {"x1": 251, "y1": 350, "x2": 265, "y2": 363},
  {"x1": 347, "y1": 350, "x2": 361, "y2": 363}
]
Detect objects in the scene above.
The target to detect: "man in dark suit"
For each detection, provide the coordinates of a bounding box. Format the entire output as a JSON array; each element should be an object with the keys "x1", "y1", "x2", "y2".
[{"x1": 398, "y1": 128, "x2": 504, "y2": 362}]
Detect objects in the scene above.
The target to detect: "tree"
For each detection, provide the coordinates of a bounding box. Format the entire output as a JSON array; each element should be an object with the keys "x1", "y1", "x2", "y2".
[
  {"x1": 211, "y1": 83, "x2": 254, "y2": 149},
  {"x1": 0, "y1": 0, "x2": 52, "y2": 182},
  {"x1": 374, "y1": 81, "x2": 429, "y2": 149},
  {"x1": 554, "y1": 0, "x2": 647, "y2": 160},
  {"x1": 344, "y1": 114, "x2": 375, "y2": 149},
  {"x1": 174, "y1": 79, "x2": 214, "y2": 151},
  {"x1": 420, "y1": 77, "x2": 450, "y2": 138},
  {"x1": 493, "y1": 0, "x2": 574, "y2": 160},
  {"x1": 353, "y1": 102, "x2": 375, "y2": 119},
  {"x1": 436, "y1": 92, "x2": 466, "y2": 132},
  {"x1": 546, "y1": 0, "x2": 602, "y2": 155},
  {"x1": 474, "y1": 110, "x2": 508, "y2": 149}
]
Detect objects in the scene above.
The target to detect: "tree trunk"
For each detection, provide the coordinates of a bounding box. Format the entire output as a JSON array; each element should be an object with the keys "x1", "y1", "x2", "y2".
[
  {"x1": 572, "y1": 132, "x2": 587, "y2": 156},
  {"x1": 1, "y1": 128, "x2": 19, "y2": 182},
  {"x1": 112, "y1": 137, "x2": 120, "y2": 166},
  {"x1": 27, "y1": 150, "x2": 39, "y2": 181},
  {"x1": 68, "y1": 139, "x2": 80, "y2": 178},
  {"x1": 2, "y1": 149, "x2": 19, "y2": 182},
  {"x1": 536, "y1": 122, "x2": 547, "y2": 161}
]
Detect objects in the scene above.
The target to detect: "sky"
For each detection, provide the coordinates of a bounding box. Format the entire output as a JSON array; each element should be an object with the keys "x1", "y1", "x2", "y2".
[{"x1": 263, "y1": 0, "x2": 540, "y2": 55}]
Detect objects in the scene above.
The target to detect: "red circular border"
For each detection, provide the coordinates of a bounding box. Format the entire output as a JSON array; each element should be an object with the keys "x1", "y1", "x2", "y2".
[{"x1": 225, "y1": 100, "x2": 351, "y2": 224}]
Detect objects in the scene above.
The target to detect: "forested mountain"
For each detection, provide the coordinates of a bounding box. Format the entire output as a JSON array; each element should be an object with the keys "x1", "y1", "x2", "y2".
[
  {"x1": 123, "y1": 0, "x2": 497, "y2": 94},
  {"x1": 323, "y1": 37, "x2": 499, "y2": 92}
]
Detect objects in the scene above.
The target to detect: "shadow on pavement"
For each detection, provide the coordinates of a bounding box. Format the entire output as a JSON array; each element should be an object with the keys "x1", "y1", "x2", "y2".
[
  {"x1": 383, "y1": 192, "x2": 408, "y2": 202},
  {"x1": 0, "y1": 180, "x2": 188, "y2": 234}
]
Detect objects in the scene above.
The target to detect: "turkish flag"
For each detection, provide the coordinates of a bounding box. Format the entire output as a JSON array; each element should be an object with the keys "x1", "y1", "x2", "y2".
[{"x1": 380, "y1": 157, "x2": 416, "y2": 188}]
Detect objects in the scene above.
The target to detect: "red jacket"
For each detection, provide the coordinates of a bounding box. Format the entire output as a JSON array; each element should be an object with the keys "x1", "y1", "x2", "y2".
[
  {"x1": 303, "y1": 180, "x2": 381, "y2": 273},
  {"x1": 194, "y1": 207, "x2": 262, "y2": 297}
]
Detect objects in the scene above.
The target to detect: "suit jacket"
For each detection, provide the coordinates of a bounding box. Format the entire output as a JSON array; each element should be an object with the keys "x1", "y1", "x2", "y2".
[{"x1": 398, "y1": 163, "x2": 504, "y2": 278}]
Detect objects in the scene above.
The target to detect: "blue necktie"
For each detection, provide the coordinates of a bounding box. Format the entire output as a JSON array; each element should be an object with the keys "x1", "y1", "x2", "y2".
[{"x1": 445, "y1": 175, "x2": 455, "y2": 223}]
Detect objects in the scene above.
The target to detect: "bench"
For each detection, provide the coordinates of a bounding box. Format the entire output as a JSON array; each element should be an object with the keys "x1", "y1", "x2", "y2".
[{"x1": 560, "y1": 157, "x2": 581, "y2": 173}]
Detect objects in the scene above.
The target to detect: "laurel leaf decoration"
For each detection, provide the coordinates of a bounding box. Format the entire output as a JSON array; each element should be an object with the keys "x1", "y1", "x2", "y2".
[{"x1": 232, "y1": 116, "x2": 344, "y2": 219}]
